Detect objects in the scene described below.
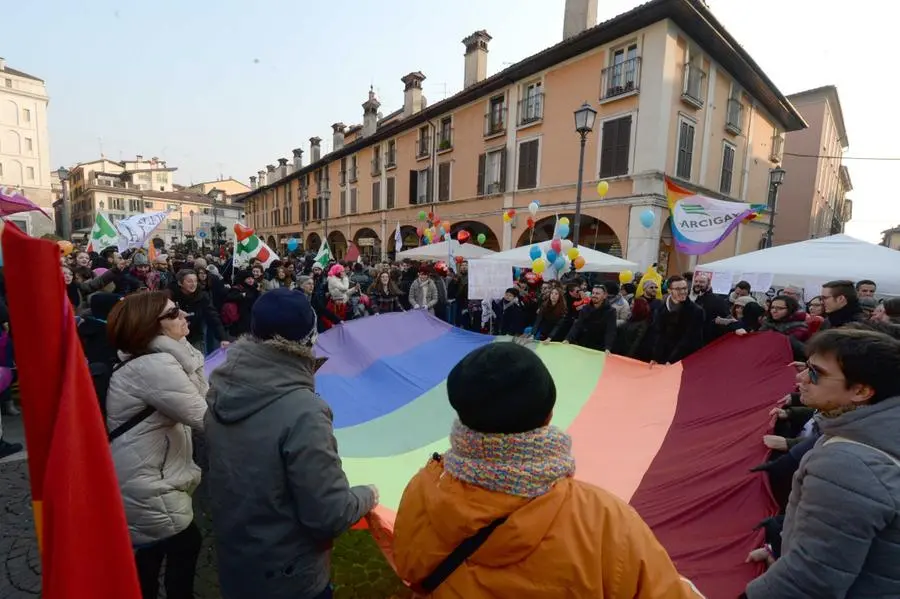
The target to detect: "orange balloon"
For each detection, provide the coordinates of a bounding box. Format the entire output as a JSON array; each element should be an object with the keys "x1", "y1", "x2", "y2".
[{"x1": 573, "y1": 256, "x2": 586, "y2": 270}]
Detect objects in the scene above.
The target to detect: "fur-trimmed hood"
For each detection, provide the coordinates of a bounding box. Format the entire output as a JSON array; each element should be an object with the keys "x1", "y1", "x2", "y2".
[{"x1": 206, "y1": 335, "x2": 319, "y2": 424}]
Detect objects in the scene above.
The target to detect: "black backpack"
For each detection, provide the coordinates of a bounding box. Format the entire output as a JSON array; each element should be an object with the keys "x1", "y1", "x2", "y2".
[{"x1": 89, "y1": 358, "x2": 156, "y2": 443}]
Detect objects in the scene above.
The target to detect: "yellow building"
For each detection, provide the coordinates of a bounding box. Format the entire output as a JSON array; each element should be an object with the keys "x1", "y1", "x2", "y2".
[
  {"x1": 241, "y1": 0, "x2": 805, "y2": 273},
  {"x1": 186, "y1": 178, "x2": 251, "y2": 197}
]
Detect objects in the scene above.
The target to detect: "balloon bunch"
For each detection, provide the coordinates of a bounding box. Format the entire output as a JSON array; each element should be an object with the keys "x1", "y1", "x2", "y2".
[
  {"x1": 528, "y1": 216, "x2": 585, "y2": 275},
  {"x1": 502, "y1": 208, "x2": 516, "y2": 223},
  {"x1": 525, "y1": 200, "x2": 540, "y2": 231},
  {"x1": 417, "y1": 210, "x2": 452, "y2": 245}
]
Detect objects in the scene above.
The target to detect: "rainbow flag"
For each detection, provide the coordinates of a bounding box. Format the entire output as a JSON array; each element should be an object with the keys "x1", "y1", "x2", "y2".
[
  {"x1": 206, "y1": 313, "x2": 795, "y2": 597},
  {"x1": 666, "y1": 177, "x2": 754, "y2": 255}
]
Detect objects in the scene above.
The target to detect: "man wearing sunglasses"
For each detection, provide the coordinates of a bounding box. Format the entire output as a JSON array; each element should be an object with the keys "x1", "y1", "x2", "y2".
[{"x1": 744, "y1": 328, "x2": 900, "y2": 598}]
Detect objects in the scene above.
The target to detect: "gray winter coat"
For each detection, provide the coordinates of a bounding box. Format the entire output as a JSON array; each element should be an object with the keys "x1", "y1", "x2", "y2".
[
  {"x1": 746, "y1": 396, "x2": 900, "y2": 598},
  {"x1": 204, "y1": 336, "x2": 377, "y2": 599}
]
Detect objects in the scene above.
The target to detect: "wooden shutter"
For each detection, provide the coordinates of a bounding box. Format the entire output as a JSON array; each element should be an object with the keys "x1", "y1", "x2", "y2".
[
  {"x1": 350, "y1": 188, "x2": 358, "y2": 213},
  {"x1": 677, "y1": 121, "x2": 695, "y2": 179},
  {"x1": 387, "y1": 177, "x2": 396, "y2": 209},
  {"x1": 600, "y1": 120, "x2": 618, "y2": 178},
  {"x1": 614, "y1": 116, "x2": 632, "y2": 176},
  {"x1": 340, "y1": 190, "x2": 347, "y2": 215},
  {"x1": 409, "y1": 170, "x2": 418, "y2": 204},
  {"x1": 372, "y1": 181, "x2": 381, "y2": 210},
  {"x1": 517, "y1": 140, "x2": 539, "y2": 189},
  {"x1": 312, "y1": 197, "x2": 318, "y2": 220},
  {"x1": 426, "y1": 167, "x2": 434, "y2": 203},
  {"x1": 438, "y1": 162, "x2": 451, "y2": 202},
  {"x1": 477, "y1": 153, "x2": 486, "y2": 195},
  {"x1": 499, "y1": 148, "x2": 507, "y2": 192}
]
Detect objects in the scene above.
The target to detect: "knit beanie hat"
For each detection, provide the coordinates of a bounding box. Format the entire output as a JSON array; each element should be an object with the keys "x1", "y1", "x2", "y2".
[
  {"x1": 132, "y1": 252, "x2": 149, "y2": 266},
  {"x1": 251, "y1": 288, "x2": 318, "y2": 346},
  {"x1": 447, "y1": 342, "x2": 556, "y2": 434}
]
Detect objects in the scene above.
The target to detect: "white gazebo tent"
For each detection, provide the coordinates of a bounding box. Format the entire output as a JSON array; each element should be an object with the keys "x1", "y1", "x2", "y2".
[
  {"x1": 483, "y1": 241, "x2": 639, "y2": 273},
  {"x1": 698, "y1": 234, "x2": 900, "y2": 296},
  {"x1": 396, "y1": 239, "x2": 496, "y2": 260}
]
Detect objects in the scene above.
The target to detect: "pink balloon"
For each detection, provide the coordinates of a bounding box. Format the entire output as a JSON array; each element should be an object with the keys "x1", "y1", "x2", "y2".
[{"x1": 550, "y1": 238, "x2": 562, "y2": 253}]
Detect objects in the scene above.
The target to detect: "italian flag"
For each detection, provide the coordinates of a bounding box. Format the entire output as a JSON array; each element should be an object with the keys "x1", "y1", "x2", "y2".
[
  {"x1": 86, "y1": 212, "x2": 118, "y2": 253},
  {"x1": 233, "y1": 223, "x2": 278, "y2": 268},
  {"x1": 314, "y1": 240, "x2": 331, "y2": 269}
]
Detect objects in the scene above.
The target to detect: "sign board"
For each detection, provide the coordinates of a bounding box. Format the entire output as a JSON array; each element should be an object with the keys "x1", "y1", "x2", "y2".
[
  {"x1": 357, "y1": 238, "x2": 376, "y2": 246},
  {"x1": 467, "y1": 259, "x2": 513, "y2": 301}
]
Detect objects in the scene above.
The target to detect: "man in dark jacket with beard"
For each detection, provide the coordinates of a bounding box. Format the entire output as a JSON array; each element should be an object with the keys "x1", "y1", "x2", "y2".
[
  {"x1": 820, "y1": 280, "x2": 866, "y2": 330},
  {"x1": 564, "y1": 284, "x2": 617, "y2": 351},
  {"x1": 171, "y1": 269, "x2": 230, "y2": 353},
  {"x1": 205, "y1": 289, "x2": 378, "y2": 599},
  {"x1": 650, "y1": 275, "x2": 705, "y2": 364}
]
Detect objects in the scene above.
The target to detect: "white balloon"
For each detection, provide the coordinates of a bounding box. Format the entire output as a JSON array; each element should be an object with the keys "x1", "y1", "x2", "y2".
[
  {"x1": 528, "y1": 201, "x2": 539, "y2": 216},
  {"x1": 561, "y1": 239, "x2": 573, "y2": 253}
]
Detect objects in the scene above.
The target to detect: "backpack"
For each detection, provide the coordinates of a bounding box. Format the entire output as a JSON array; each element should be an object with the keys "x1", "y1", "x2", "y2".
[
  {"x1": 90, "y1": 357, "x2": 157, "y2": 443},
  {"x1": 221, "y1": 302, "x2": 239, "y2": 325}
]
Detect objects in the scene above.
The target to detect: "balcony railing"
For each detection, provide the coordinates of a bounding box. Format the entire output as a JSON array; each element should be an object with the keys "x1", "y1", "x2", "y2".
[
  {"x1": 484, "y1": 108, "x2": 507, "y2": 136},
  {"x1": 436, "y1": 127, "x2": 453, "y2": 152},
  {"x1": 385, "y1": 148, "x2": 397, "y2": 169},
  {"x1": 371, "y1": 157, "x2": 381, "y2": 176},
  {"x1": 518, "y1": 93, "x2": 544, "y2": 124},
  {"x1": 726, "y1": 98, "x2": 744, "y2": 134},
  {"x1": 416, "y1": 137, "x2": 431, "y2": 159},
  {"x1": 681, "y1": 63, "x2": 706, "y2": 107},
  {"x1": 600, "y1": 57, "x2": 641, "y2": 101},
  {"x1": 349, "y1": 166, "x2": 358, "y2": 183}
]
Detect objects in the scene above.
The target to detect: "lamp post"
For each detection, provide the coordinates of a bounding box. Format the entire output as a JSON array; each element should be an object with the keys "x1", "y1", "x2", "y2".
[
  {"x1": 764, "y1": 167, "x2": 786, "y2": 248},
  {"x1": 572, "y1": 101, "x2": 597, "y2": 248},
  {"x1": 321, "y1": 189, "x2": 331, "y2": 244},
  {"x1": 57, "y1": 166, "x2": 71, "y2": 240}
]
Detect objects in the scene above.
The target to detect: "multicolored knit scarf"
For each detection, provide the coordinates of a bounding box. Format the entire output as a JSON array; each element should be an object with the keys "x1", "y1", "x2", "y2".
[{"x1": 443, "y1": 420, "x2": 576, "y2": 498}]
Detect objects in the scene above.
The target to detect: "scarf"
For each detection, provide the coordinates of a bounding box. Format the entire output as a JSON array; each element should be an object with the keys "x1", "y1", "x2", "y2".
[{"x1": 443, "y1": 420, "x2": 576, "y2": 498}]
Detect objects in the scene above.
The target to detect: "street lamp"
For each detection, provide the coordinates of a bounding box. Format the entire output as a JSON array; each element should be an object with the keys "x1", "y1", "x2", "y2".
[
  {"x1": 57, "y1": 167, "x2": 71, "y2": 239},
  {"x1": 321, "y1": 189, "x2": 331, "y2": 242},
  {"x1": 572, "y1": 102, "x2": 597, "y2": 248},
  {"x1": 765, "y1": 167, "x2": 786, "y2": 248}
]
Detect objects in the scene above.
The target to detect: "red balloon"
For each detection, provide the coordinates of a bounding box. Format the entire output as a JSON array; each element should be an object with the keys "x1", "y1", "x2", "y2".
[
  {"x1": 526, "y1": 217, "x2": 535, "y2": 229},
  {"x1": 416, "y1": 227, "x2": 424, "y2": 237},
  {"x1": 427, "y1": 212, "x2": 435, "y2": 221},
  {"x1": 507, "y1": 209, "x2": 516, "y2": 218},
  {"x1": 550, "y1": 238, "x2": 562, "y2": 253},
  {"x1": 454, "y1": 255, "x2": 464, "y2": 264},
  {"x1": 457, "y1": 230, "x2": 470, "y2": 243}
]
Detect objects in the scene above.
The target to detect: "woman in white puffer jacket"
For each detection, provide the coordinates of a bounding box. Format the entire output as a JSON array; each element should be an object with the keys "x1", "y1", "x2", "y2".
[{"x1": 106, "y1": 291, "x2": 208, "y2": 599}]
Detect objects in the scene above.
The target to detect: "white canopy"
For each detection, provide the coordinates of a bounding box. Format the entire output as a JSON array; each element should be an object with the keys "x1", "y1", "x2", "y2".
[
  {"x1": 698, "y1": 234, "x2": 900, "y2": 296},
  {"x1": 483, "y1": 242, "x2": 639, "y2": 273},
  {"x1": 397, "y1": 239, "x2": 495, "y2": 260}
]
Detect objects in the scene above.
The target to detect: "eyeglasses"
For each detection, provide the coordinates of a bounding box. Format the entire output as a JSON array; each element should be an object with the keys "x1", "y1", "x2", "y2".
[
  {"x1": 158, "y1": 304, "x2": 182, "y2": 321},
  {"x1": 794, "y1": 360, "x2": 842, "y2": 385}
]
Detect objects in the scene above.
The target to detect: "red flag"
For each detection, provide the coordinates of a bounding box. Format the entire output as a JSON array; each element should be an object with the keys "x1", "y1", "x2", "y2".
[{"x1": 1, "y1": 223, "x2": 141, "y2": 598}]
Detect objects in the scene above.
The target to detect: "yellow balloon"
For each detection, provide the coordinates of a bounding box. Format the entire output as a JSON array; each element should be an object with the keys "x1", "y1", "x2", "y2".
[
  {"x1": 532, "y1": 258, "x2": 546, "y2": 274},
  {"x1": 57, "y1": 240, "x2": 74, "y2": 256},
  {"x1": 558, "y1": 217, "x2": 570, "y2": 226},
  {"x1": 618, "y1": 269, "x2": 634, "y2": 284},
  {"x1": 597, "y1": 180, "x2": 609, "y2": 197},
  {"x1": 503, "y1": 213, "x2": 511, "y2": 223},
  {"x1": 567, "y1": 247, "x2": 580, "y2": 260}
]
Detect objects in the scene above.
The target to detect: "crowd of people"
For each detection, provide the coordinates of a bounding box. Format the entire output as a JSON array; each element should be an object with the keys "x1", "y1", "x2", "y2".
[{"x1": 0, "y1": 240, "x2": 898, "y2": 598}]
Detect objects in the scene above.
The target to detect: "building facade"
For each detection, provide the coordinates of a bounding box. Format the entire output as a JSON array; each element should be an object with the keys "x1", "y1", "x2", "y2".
[
  {"x1": 186, "y1": 178, "x2": 251, "y2": 196},
  {"x1": 67, "y1": 156, "x2": 243, "y2": 247},
  {"x1": 776, "y1": 86, "x2": 852, "y2": 245},
  {"x1": 241, "y1": 0, "x2": 805, "y2": 274},
  {"x1": 882, "y1": 226, "x2": 900, "y2": 250},
  {"x1": 0, "y1": 57, "x2": 54, "y2": 237}
]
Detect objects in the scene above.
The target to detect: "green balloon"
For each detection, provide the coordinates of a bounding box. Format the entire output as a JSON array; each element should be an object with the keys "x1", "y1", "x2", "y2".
[
  {"x1": 477, "y1": 233, "x2": 486, "y2": 245},
  {"x1": 417, "y1": 210, "x2": 427, "y2": 221}
]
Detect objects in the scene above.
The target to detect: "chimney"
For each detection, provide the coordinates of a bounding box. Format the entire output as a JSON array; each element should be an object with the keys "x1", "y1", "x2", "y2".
[
  {"x1": 250, "y1": 175, "x2": 257, "y2": 190},
  {"x1": 136, "y1": 154, "x2": 143, "y2": 162},
  {"x1": 0, "y1": 58, "x2": 5, "y2": 71},
  {"x1": 257, "y1": 169, "x2": 266, "y2": 186},
  {"x1": 563, "y1": 0, "x2": 597, "y2": 39},
  {"x1": 462, "y1": 31, "x2": 492, "y2": 88},
  {"x1": 362, "y1": 86, "x2": 381, "y2": 137},
  {"x1": 266, "y1": 164, "x2": 276, "y2": 186},
  {"x1": 310, "y1": 137, "x2": 322, "y2": 163},
  {"x1": 292, "y1": 148, "x2": 304, "y2": 172},
  {"x1": 278, "y1": 158, "x2": 289, "y2": 180},
  {"x1": 401, "y1": 71, "x2": 426, "y2": 117},
  {"x1": 331, "y1": 123, "x2": 346, "y2": 151}
]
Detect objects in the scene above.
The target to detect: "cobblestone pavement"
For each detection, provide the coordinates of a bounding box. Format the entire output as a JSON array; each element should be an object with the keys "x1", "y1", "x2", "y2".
[{"x1": 1, "y1": 459, "x2": 407, "y2": 599}]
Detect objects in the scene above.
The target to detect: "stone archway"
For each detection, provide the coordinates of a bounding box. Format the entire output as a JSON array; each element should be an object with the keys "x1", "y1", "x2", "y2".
[
  {"x1": 398, "y1": 225, "x2": 419, "y2": 254},
  {"x1": 518, "y1": 214, "x2": 622, "y2": 256},
  {"x1": 353, "y1": 227, "x2": 381, "y2": 261},
  {"x1": 266, "y1": 235, "x2": 277, "y2": 249},
  {"x1": 306, "y1": 232, "x2": 322, "y2": 252},
  {"x1": 327, "y1": 230, "x2": 348, "y2": 260},
  {"x1": 449, "y1": 220, "x2": 500, "y2": 252}
]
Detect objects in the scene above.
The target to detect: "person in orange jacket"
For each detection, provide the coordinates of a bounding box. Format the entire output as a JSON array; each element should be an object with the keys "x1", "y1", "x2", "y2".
[{"x1": 392, "y1": 342, "x2": 705, "y2": 598}]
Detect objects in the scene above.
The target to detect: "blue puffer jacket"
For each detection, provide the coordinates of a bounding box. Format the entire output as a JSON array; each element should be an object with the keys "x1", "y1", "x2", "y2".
[{"x1": 746, "y1": 396, "x2": 900, "y2": 598}]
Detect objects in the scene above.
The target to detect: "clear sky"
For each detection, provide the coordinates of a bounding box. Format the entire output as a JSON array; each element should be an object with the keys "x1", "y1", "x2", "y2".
[{"x1": 5, "y1": 0, "x2": 894, "y2": 242}]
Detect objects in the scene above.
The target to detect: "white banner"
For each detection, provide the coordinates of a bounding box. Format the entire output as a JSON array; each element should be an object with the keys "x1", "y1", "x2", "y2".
[
  {"x1": 467, "y1": 258, "x2": 513, "y2": 301},
  {"x1": 116, "y1": 210, "x2": 171, "y2": 252}
]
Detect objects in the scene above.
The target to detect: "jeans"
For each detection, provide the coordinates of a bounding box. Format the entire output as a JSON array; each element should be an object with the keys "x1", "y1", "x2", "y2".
[{"x1": 134, "y1": 522, "x2": 202, "y2": 599}]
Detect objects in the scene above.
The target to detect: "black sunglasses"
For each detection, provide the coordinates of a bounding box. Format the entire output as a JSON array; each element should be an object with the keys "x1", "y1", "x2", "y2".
[{"x1": 158, "y1": 304, "x2": 182, "y2": 321}]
